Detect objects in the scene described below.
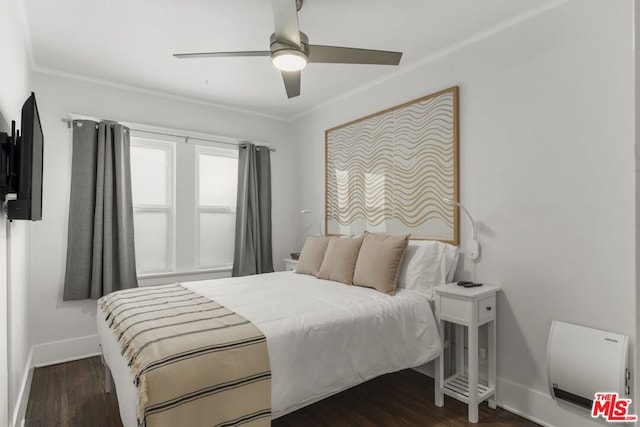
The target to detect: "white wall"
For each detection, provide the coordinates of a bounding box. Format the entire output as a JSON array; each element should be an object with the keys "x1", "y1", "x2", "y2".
[
  {"x1": 30, "y1": 71, "x2": 294, "y2": 363},
  {"x1": 0, "y1": 0, "x2": 34, "y2": 426},
  {"x1": 7, "y1": 222, "x2": 31, "y2": 427},
  {"x1": 289, "y1": 1, "x2": 635, "y2": 426}
]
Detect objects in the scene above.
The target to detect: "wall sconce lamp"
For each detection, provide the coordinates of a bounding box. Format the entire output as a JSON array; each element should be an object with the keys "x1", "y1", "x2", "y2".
[{"x1": 442, "y1": 197, "x2": 480, "y2": 261}]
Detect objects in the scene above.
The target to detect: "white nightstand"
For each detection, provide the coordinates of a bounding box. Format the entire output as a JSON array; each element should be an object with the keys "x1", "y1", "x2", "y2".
[
  {"x1": 284, "y1": 258, "x2": 298, "y2": 272},
  {"x1": 433, "y1": 283, "x2": 500, "y2": 423}
]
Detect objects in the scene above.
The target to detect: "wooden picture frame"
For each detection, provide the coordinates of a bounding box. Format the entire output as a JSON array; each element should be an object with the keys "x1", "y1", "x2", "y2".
[{"x1": 325, "y1": 86, "x2": 459, "y2": 244}]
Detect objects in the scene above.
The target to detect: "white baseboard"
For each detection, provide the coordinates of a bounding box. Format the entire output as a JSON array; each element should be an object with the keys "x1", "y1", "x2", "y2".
[
  {"x1": 496, "y1": 376, "x2": 606, "y2": 427},
  {"x1": 32, "y1": 334, "x2": 101, "y2": 367},
  {"x1": 11, "y1": 348, "x2": 33, "y2": 427},
  {"x1": 10, "y1": 336, "x2": 101, "y2": 427},
  {"x1": 412, "y1": 364, "x2": 607, "y2": 427}
]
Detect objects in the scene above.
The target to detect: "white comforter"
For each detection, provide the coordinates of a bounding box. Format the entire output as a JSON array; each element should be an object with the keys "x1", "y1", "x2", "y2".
[{"x1": 97, "y1": 271, "x2": 441, "y2": 426}]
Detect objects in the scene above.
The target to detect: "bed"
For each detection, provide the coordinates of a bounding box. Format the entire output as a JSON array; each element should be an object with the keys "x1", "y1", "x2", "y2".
[{"x1": 98, "y1": 238, "x2": 457, "y2": 426}]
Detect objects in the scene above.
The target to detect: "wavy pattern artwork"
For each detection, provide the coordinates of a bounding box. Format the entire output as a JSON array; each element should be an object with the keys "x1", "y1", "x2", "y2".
[{"x1": 325, "y1": 87, "x2": 458, "y2": 243}]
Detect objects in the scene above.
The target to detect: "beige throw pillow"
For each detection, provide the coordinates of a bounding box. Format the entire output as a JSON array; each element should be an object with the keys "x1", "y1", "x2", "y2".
[
  {"x1": 316, "y1": 236, "x2": 364, "y2": 284},
  {"x1": 353, "y1": 232, "x2": 410, "y2": 295},
  {"x1": 295, "y1": 236, "x2": 332, "y2": 276}
]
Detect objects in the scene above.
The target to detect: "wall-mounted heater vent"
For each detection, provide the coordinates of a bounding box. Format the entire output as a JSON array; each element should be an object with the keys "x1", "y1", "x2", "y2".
[{"x1": 547, "y1": 321, "x2": 629, "y2": 409}]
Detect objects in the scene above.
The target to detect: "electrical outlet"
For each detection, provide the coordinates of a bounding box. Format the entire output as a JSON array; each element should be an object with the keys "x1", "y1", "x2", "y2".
[{"x1": 479, "y1": 347, "x2": 488, "y2": 367}]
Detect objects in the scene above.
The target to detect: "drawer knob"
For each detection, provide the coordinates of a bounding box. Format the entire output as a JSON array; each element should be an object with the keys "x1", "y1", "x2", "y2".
[{"x1": 486, "y1": 306, "x2": 492, "y2": 311}]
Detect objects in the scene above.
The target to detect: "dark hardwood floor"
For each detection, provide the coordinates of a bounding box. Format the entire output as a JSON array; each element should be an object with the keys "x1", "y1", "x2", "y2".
[{"x1": 26, "y1": 356, "x2": 539, "y2": 427}]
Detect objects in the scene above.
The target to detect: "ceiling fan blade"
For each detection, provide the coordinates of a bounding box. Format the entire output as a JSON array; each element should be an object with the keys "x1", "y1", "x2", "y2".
[
  {"x1": 308, "y1": 45, "x2": 402, "y2": 65},
  {"x1": 281, "y1": 70, "x2": 301, "y2": 98},
  {"x1": 271, "y1": 0, "x2": 301, "y2": 47},
  {"x1": 173, "y1": 51, "x2": 271, "y2": 59}
]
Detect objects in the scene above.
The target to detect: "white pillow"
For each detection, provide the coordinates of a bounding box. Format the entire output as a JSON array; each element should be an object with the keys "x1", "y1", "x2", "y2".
[{"x1": 397, "y1": 240, "x2": 459, "y2": 294}]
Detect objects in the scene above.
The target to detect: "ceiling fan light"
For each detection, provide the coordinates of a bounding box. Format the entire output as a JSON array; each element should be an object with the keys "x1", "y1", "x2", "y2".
[{"x1": 272, "y1": 50, "x2": 307, "y2": 71}]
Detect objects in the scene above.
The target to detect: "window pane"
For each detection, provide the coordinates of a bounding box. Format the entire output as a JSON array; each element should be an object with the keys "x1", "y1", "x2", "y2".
[
  {"x1": 134, "y1": 211, "x2": 169, "y2": 273},
  {"x1": 199, "y1": 154, "x2": 238, "y2": 207},
  {"x1": 131, "y1": 145, "x2": 169, "y2": 206},
  {"x1": 199, "y1": 212, "x2": 235, "y2": 267}
]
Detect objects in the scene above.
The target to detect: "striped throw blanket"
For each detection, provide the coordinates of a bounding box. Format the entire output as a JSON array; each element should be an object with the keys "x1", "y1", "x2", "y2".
[{"x1": 99, "y1": 284, "x2": 271, "y2": 427}]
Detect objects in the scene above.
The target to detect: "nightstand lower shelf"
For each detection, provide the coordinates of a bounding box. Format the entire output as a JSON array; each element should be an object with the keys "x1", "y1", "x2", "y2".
[{"x1": 442, "y1": 374, "x2": 495, "y2": 403}]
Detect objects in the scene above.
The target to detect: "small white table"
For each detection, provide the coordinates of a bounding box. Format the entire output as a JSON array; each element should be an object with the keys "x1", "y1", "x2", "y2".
[
  {"x1": 284, "y1": 258, "x2": 299, "y2": 272},
  {"x1": 433, "y1": 283, "x2": 500, "y2": 423}
]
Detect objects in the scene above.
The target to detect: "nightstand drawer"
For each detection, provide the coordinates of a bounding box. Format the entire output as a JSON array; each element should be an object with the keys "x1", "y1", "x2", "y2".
[
  {"x1": 478, "y1": 295, "x2": 495, "y2": 323},
  {"x1": 440, "y1": 296, "x2": 471, "y2": 323},
  {"x1": 284, "y1": 258, "x2": 298, "y2": 272}
]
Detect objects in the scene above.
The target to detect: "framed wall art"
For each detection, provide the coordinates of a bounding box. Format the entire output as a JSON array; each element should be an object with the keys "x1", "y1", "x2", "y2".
[{"x1": 325, "y1": 86, "x2": 459, "y2": 243}]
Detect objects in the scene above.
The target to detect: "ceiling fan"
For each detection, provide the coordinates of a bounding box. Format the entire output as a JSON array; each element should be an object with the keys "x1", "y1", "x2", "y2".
[{"x1": 173, "y1": 0, "x2": 403, "y2": 98}]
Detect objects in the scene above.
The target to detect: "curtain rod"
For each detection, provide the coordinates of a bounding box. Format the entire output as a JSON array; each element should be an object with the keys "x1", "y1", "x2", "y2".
[{"x1": 60, "y1": 117, "x2": 276, "y2": 152}]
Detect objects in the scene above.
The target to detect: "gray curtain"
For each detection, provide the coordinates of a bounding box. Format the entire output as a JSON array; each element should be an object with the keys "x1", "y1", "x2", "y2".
[
  {"x1": 63, "y1": 120, "x2": 138, "y2": 300},
  {"x1": 232, "y1": 143, "x2": 274, "y2": 276}
]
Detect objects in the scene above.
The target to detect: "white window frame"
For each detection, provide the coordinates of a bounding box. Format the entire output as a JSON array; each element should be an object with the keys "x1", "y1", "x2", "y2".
[
  {"x1": 130, "y1": 135, "x2": 242, "y2": 283},
  {"x1": 130, "y1": 137, "x2": 176, "y2": 275},
  {"x1": 194, "y1": 145, "x2": 239, "y2": 269}
]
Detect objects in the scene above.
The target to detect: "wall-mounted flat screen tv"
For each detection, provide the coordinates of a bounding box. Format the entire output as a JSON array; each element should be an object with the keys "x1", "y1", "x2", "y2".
[{"x1": 6, "y1": 92, "x2": 44, "y2": 221}]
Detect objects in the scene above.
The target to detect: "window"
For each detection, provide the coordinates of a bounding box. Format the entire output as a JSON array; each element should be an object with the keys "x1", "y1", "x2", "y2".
[
  {"x1": 130, "y1": 133, "x2": 238, "y2": 278},
  {"x1": 130, "y1": 139, "x2": 174, "y2": 275},
  {"x1": 196, "y1": 147, "x2": 238, "y2": 268}
]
